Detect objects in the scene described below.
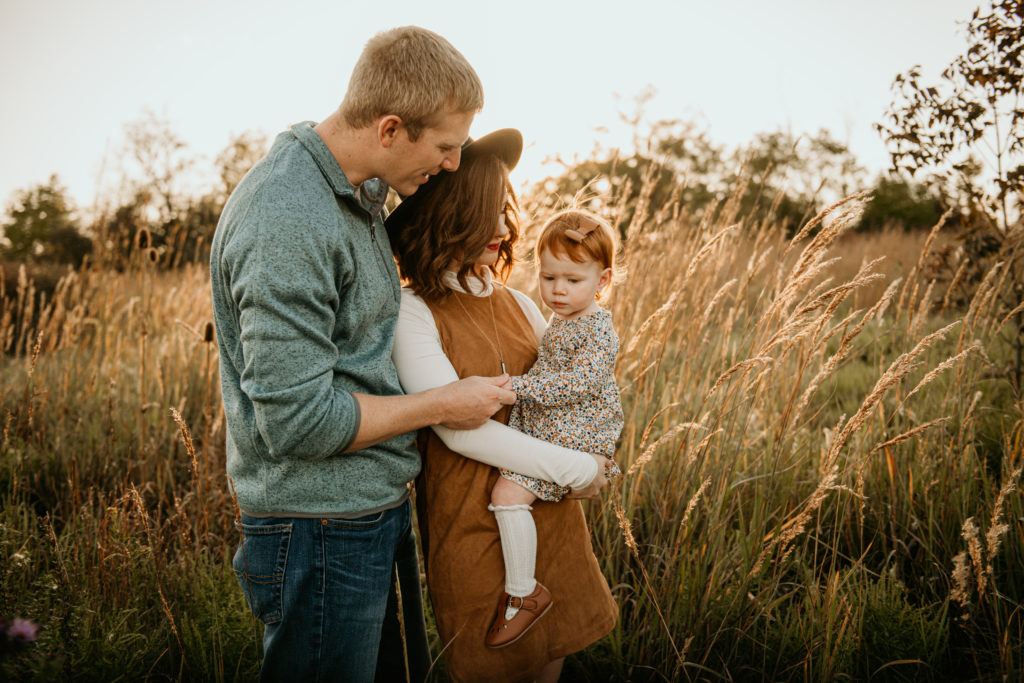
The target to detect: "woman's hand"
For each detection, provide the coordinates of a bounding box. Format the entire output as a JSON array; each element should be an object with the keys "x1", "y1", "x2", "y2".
[{"x1": 567, "y1": 453, "x2": 610, "y2": 499}]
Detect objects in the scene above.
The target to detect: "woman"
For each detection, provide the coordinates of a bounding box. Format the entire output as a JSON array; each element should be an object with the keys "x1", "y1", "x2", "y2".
[{"x1": 387, "y1": 129, "x2": 617, "y2": 682}]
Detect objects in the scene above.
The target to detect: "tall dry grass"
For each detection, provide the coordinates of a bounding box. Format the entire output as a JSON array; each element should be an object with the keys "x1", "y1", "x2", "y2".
[
  {"x1": 0, "y1": 176, "x2": 1021, "y2": 681},
  {"x1": 509, "y1": 181, "x2": 1022, "y2": 680},
  {"x1": 1, "y1": 252, "x2": 256, "y2": 681}
]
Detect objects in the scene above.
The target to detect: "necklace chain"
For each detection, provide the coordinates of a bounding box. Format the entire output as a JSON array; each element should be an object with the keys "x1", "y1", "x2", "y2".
[{"x1": 453, "y1": 290, "x2": 507, "y2": 374}]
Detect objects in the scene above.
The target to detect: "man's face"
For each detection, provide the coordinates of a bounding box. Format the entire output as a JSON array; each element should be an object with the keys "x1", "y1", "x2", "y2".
[{"x1": 386, "y1": 110, "x2": 475, "y2": 196}]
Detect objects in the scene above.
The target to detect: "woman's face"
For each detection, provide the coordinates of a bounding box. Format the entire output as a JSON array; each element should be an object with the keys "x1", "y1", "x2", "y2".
[{"x1": 473, "y1": 203, "x2": 510, "y2": 268}]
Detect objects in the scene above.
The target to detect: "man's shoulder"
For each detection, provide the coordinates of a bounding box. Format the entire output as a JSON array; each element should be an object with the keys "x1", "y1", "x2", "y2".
[
  {"x1": 226, "y1": 141, "x2": 355, "y2": 233},
  {"x1": 242, "y1": 134, "x2": 329, "y2": 203}
]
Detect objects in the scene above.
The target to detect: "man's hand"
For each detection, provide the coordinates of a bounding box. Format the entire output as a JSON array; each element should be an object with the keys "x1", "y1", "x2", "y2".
[
  {"x1": 435, "y1": 375, "x2": 516, "y2": 430},
  {"x1": 567, "y1": 453, "x2": 611, "y2": 499}
]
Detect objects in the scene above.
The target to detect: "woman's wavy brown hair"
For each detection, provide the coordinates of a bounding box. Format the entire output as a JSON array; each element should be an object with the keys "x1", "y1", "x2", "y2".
[{"x1": 392, "y1": 153, "x2": 519, "y2": 301}]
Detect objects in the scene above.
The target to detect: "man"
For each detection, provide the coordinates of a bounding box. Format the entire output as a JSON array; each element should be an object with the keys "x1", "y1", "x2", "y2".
[{"x1": 210, "y1": 26, "x2": 516, "y2": 682}]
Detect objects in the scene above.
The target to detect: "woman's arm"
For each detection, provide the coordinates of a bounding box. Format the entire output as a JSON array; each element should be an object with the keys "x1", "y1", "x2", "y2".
[{"x1": 392, "y1": 291, "x2": 599, "y2": 490}]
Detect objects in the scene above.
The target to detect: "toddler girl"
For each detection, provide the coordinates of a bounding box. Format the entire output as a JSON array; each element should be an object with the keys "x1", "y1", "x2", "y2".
[{"x1": 485, "y1": 209, "x2": 624, "y2": 648}]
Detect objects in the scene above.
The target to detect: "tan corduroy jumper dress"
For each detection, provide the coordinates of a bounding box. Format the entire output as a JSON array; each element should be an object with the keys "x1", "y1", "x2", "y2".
[{"x1": 415, "y1": 285, "x2": 618, "y2": 682}]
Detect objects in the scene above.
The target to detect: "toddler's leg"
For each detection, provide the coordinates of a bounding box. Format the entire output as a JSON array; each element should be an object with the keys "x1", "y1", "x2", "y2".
[
  {"x1": 489, "y1": 476, "x2": 538, "y2": 598},
  {"x1": 486, "y1": 475, "x2": 552, "y2": 647}
]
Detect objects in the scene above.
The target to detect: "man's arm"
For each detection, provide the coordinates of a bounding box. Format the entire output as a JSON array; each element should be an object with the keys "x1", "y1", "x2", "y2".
[
  {"x1": 344, "y1": 375, "x2": 515, "y2": 452},
  {"x1": 229, "y1": 211, "x2": 363, "y2": 460}
]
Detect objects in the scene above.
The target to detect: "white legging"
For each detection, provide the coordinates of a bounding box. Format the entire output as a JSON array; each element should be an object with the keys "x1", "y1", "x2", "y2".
[{"x1": 488, "y1": 503, "x2": 538, "y2": 598}]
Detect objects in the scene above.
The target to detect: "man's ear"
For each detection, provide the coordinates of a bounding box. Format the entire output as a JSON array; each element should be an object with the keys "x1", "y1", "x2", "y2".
[{"x1": 378, "y1": 115, "x2": 403, "y2": 148}]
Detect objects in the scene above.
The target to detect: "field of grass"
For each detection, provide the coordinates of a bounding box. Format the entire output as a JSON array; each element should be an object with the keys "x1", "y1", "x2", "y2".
[{"x1": 1, "y1": 186, "x2": 1021, "y2": 681}]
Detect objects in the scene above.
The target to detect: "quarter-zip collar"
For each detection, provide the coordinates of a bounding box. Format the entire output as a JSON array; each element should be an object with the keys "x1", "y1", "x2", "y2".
[{"x1": 290, "y1": 121, "x2": 388, "y2": 217}]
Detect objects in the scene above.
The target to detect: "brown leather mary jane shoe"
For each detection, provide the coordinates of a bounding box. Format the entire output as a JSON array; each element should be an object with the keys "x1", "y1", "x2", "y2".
[{"x1": 484, "y1": 582, "x2": 553, "y2": 649}]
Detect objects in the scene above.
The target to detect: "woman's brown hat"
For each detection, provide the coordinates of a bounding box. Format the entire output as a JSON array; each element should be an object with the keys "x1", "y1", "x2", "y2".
[{"x1": 385, "y1": 128, "x2": 523, "y2": 242}]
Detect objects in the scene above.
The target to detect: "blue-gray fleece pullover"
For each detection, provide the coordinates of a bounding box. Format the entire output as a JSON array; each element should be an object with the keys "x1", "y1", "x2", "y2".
[{"x1": 210, "y1": 122, "x2": 419, "y2": 517}]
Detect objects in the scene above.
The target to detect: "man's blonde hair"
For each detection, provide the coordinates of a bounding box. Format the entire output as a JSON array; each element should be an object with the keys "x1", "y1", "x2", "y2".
[{"x1": 340, "y1": 26, "x2": 484, "y2": 141}]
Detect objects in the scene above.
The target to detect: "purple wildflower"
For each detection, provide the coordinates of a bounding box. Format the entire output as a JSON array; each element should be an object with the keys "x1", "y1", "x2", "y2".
[{"x1": 5, "y1": 618, "x2": 40, "y2": 643}]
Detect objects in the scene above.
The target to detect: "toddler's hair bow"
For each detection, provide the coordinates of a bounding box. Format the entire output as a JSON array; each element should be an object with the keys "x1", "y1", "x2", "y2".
[{"x1": 565, "y1": 216, "x2": 599, "y2": 242}]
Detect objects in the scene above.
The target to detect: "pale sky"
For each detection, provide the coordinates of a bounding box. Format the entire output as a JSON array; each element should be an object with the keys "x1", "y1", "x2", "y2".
[{"x1": 0, "y1": 0, "x2": 979, "y2": 210}]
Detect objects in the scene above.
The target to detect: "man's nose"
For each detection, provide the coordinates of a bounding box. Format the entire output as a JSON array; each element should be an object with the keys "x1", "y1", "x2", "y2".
[{"x1": 441, "y1": 148, "x2": 462, "y2": 172}]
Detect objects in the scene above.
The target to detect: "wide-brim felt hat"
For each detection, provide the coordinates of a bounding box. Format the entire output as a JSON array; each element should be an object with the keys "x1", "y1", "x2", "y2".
[{"x1": 385, "y1": 128, "x2": 523, "y2": 242}]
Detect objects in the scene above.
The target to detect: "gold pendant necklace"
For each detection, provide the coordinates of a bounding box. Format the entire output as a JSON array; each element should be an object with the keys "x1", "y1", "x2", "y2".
[{"x1": 453, "y1": 287, "x2": 507, "y2": 374}]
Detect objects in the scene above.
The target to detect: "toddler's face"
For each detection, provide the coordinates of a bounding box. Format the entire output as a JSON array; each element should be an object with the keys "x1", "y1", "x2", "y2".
[{"x1": 536, "y1": 248, "x2": 610, "y2": 320}]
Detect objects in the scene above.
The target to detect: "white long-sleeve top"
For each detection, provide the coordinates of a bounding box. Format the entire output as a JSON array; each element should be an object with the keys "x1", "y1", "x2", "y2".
[{"x1": 391, "y1": 271, "x2": 599, "y2": 491}]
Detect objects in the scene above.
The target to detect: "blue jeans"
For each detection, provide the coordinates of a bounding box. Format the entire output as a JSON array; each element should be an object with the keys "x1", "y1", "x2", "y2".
[
  {"x1": 376, "y1": 516, "x2": 431, "y2": 683},
  {"x1": 233, "y1": 500, "x2": 416, "y2": 683}
]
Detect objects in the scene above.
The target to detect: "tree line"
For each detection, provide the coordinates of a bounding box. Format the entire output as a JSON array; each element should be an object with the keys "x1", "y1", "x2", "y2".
[
  {"x1": 0, "y1": 115, "x2": 944, "y2": 271},
  {"x1": 0, "y1": 111, "x2": 268, "y2": 270},
  {"x1": 2, "y1": 1, "x2": 1020, "y2": 277}
]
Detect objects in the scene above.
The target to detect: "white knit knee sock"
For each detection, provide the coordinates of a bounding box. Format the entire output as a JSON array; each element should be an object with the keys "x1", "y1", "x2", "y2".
[{"x1": 489, "y1": 504, "x2": 538, "y2": 603}]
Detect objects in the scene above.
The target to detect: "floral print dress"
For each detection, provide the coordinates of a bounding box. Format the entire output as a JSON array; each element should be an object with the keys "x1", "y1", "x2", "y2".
[{"x1": 504, "y1": 308, "x2": 624, "y2": 501}]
